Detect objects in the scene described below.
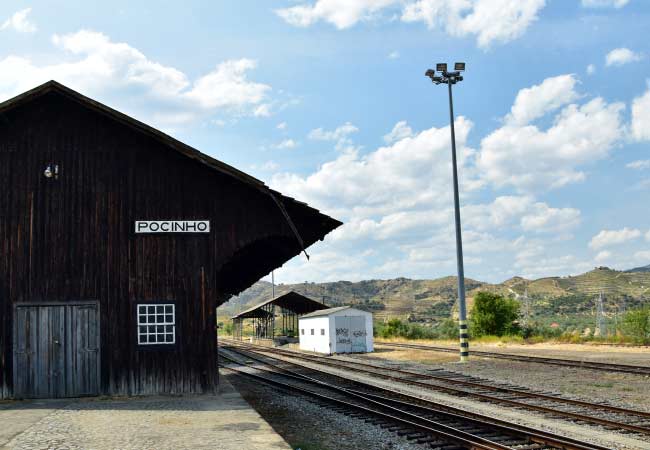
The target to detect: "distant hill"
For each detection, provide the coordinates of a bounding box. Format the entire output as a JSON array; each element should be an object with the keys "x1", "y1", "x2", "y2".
[
  {"x1": 218, "y1": 267, "x2": 650, "y2": 323},
  {"x1": 626, "y1": 264, "x2": 650, "y2": 273}
]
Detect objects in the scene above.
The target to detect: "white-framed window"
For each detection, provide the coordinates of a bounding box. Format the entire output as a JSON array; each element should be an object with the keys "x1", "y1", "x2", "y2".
[
  {"x1": 301, "y1": 329, "x2": 304, "y2": 335},
  {"x1": 311, "y1": 329, "x2": 314, "y2": 335},
  {"x1": 321, "y1": 329, "x2": 325, "y2": 335},
  {"x1": 137, "y1": 304, "x2": 176, "y2": 345}
]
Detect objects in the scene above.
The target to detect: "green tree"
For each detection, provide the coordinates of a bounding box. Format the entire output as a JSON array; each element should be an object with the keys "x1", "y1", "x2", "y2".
[
  {"x1": 622, "y1": 307, "x2": 650, "y2": 343},
  {"x1": 219, "y1": 321, "x2": 233, "y2": 335},
  {"x1": 471, "y1": 292, "x2": 520, "y2": 337}
]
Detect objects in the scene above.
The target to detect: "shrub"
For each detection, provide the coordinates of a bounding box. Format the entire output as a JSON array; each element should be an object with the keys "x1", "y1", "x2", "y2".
[
  {"x1": 220, "y1": 321, "x2": 233, "y2": 335},
  {"x1": 471, "y1": 291, "x2": 520, "y2": 337},
  {"x1": 373, "y1": 319, "x2": 438, "y2": 340},
  {"x1": 622, "y1": 307, "x2": 650, "y2": 343},
  {"x1": 435, "y1": 318, "x2": 460, "y2": 339}
]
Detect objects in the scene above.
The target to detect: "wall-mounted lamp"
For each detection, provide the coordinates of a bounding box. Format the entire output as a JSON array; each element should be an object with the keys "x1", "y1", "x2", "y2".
[{"x1": 44, "y1": 164, "x2": 59, "y2": 180}]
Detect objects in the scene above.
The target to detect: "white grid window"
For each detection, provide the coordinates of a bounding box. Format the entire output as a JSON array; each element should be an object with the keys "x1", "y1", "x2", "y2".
[{"x1": 137, "y1": 304, "x2": 176, "y2": 345}]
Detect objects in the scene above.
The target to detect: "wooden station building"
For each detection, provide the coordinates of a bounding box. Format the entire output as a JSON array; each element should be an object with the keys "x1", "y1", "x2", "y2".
[{"x1": 0, "y1": 81, "x2": 341, "y2": 399}]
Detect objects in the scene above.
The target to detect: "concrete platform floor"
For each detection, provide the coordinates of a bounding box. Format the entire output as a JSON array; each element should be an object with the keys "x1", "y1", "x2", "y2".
[{"x1": 0, "y1": 377, "x2": 290, "y2": 450}]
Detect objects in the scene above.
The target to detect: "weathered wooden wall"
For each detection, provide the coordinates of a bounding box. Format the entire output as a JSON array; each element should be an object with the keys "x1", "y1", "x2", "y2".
[{"x1": 0, "y1": 89, "x2": 334, "y2": 398}]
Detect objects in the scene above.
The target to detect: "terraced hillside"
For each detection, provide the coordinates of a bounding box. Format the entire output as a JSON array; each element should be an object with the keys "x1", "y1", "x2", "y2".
[{"x1": 218, "y1": 267, "x2": 650, "y2": 322}]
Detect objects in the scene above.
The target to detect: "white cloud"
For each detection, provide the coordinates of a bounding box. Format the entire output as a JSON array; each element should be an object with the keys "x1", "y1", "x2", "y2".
[
  {"x1": 586, "y1": 64, "x2": 596, "y2": 75},
  {"x1": 185, "y1": 58, "x2": 270, "y2": 110},
  {"x1": 512, "y1": 238, "x2": 592, "y2": 279},
  {"x1": 0, "y1": 30, "x2": 272, "y2": 125},
  {"x1": 520, "y1": 203, "x2": 581, "y2": 233},
  {"x1": 464, "y1": 196, "x2": 580, "y2": 233},
  {"x1": 383, "y1": 120, "x2": 413, "y2": 143},
  {"x1": 626, "y1": 160, "x2": 650, "y2": 170},
  {"x1": 1, "y1": 8, "x2": 37, "y2": 33},
  {"x1": 401, "y1": 0, "x2": 546, "y2": 49},
  {"x1": 589, "y1": 227, "x2": 641, "y2": 250},
  {"x1": 477, "y1": 74, "x2": 625, "y2": 191},
  {"x1": 631, "y1": 87, "x2": 650, "y2": 141},
  {"x1": 274, "y1": 118, "x2": 476, "y2": 221},
  {"x1": 253, "y1": 103, "x2": 273, "y2": 117},
  {"x1": 646, "y1": 230, "x2": 650, "y2": 242},
  {"x1": 269, "y1": 116, "x2": 596, "y2": 283},
  {"x1": 581, "y1": 0, "x2": 629, "y2": 8},
  {"x1": 277, "y1": 122, "x2": 288, "y2": 130},
  {"x1": 309, "y1": 122, "x2": 358, "y2": 141},
  {"x1": 594, "y1": 250, "x2": 612, "y2": 263},
  {"x1": 275, "y1": 0, "x2": 398, "y2": 29},
  {"x1": 308, "y1": 122, "x2": 359, "y2": 151},
  {"x1": 633, "y1": 250, "x2": 650, "y2": 262},
  {"x1": 505, "y1": 74, "x2": 579, "y2": 126},
  {"x1": 388, "y1": 51, "x2": 400, "y2": 59},
  {"x1": 273, "y1": 139, "x2": 299, "y2": 150},
  {"x1": 277, "y1": 0, "x2": 545, "y2": 49},
  {"x1": 464, "y1": 196, "x2": 533, "y2": 231},
  {"x1": 605, "y1": 48, "x2": 643, "y2": 67}
]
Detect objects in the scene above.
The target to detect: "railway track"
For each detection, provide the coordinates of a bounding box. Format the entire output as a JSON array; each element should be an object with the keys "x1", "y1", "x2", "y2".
[
  {"x1": 221, "y1": 339, "x2": 650, "y2": 438},
  {"x1": 377, "y1": 341, "x2": 650, "y2": 376},
  {"x1": 220, "y1": 345, "x2": 609, "y2": 450}
]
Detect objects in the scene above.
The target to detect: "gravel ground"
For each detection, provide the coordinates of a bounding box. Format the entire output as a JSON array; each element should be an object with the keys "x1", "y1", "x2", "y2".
[
  {"x1": 221, "y1": 369, "x2": 434, "y2": 450},
  {"x1": 246, "y1": 346, "x2": 650, "y2": 449},
  {"x1": 364, "y1": 344, "x2": 650, "y2": 411}
]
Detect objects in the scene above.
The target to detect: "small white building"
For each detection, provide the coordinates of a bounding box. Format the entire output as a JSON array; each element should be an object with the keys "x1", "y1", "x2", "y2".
[{"x1": 298, "y1": 306, "x2": 374, "y2": 354}]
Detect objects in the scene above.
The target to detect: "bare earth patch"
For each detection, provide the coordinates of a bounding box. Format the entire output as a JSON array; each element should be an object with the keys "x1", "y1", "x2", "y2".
[{"x1": 367, "y1": 341, "x2": 650, "y2": 411}]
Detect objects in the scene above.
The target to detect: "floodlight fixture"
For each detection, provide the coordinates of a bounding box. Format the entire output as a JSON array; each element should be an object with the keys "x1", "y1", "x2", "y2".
[
  {"x1": 454, "y1": 62, "x2": 465, "y2": 71},
  {"x1": 436, "y1": 63, "x2": 447, "y2": 72}
]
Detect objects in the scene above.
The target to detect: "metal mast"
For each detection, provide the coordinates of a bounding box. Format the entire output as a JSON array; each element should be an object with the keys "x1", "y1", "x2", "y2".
[
  {"x1": 596, "y1": 290, "x2": 605, "y2": 337},
  {"x1": 425, "y1": 62, "x2": 468, "y2": 362},
  {"x1": 523, "y1": 288, "x2": 530, "y2": 327}
]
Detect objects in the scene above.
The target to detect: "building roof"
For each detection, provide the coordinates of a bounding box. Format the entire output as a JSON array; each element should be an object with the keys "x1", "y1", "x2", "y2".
[
  {"x1": 231, "y1": 291, "x2": 328, "y2": 320},
  {"x1": 299, "y1": 306, "x2": 359, "y2": 318},
  {"x1": 0, "y1": 81, "x2": 342, "y2": 302},
  {"x1": 0, "y1": 81, "x2": 267, "y2": 189}
]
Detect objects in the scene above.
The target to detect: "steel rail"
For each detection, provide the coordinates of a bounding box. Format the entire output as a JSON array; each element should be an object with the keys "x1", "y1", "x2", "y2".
[
  {"x1": 222, "y1": 339, "x2": 650, "y2": 434},
  {"x1": 220, "y1": 360, "x2": 510, "y2": 450},
  {"x1": 221, "y1": 345, "x2": 610, "y2": 450}
]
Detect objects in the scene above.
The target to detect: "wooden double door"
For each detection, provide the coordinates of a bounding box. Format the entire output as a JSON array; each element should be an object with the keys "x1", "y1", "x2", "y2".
[{"x1": 13, "y1": 303, "x2": 100, "y2": 398}]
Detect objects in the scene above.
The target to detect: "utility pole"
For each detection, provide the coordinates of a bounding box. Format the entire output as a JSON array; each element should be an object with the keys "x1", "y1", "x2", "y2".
[
  {"x1": 596, "y1": 290, "x2": 605, "y2": 337},
  {"x1": 523, "y1": 288, "x2": 530, "y2": 327},
  {"x1": 426, "y1": 62, "x2": 468, "y2": 362}
]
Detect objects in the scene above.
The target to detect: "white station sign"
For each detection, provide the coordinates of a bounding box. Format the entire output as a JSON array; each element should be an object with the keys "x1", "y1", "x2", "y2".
[{"x1": 135, "y1": 221, "x2": 210, "y2": 234}]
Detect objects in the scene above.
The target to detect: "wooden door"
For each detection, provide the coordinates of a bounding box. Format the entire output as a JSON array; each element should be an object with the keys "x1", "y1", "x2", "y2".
[
  {"x1": 349, "y1": 316, "x2": 367, "y2": 353},
  {"x1": 334, "y1": 316, "x2": 352, "y2": 353},
  {"x1": 13, "y1": 303, "x2": 100, "y2": 398}
]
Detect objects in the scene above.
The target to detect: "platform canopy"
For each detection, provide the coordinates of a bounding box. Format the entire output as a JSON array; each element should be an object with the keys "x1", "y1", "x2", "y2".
[{"x1": 231, "y1": 291, "x2": 327, "y2": 320}]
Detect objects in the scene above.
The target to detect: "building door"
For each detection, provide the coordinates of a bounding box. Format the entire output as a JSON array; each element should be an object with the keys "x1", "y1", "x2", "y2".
[
  {"x1": 334, "y1": 316, "x2": 352, "y2": 353},
  {"x1": 13, "y1": 303, "x2": 100, "y2": 398},
  {"x1": 349, "y1": 316, "x2": 367, "y2": 353}
]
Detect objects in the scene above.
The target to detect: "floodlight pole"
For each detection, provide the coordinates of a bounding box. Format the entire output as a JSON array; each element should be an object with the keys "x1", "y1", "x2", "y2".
[
  {"x1": 426, "y1": 64, "x2": 469, "y2": 363},
  {"x1": 447, "y1": 80, "x2": 469, "y2": 363}
]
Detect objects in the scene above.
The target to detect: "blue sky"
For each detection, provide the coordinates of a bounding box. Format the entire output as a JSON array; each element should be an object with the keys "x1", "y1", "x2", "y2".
[{"x1": 1, "y1": 0, "x2": 649, "y2": 284}]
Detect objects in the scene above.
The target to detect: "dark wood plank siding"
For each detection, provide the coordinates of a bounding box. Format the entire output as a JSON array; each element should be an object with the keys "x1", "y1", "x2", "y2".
[{"x1": 0, "y1": 90, "x2": 315, "y2": 398}]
